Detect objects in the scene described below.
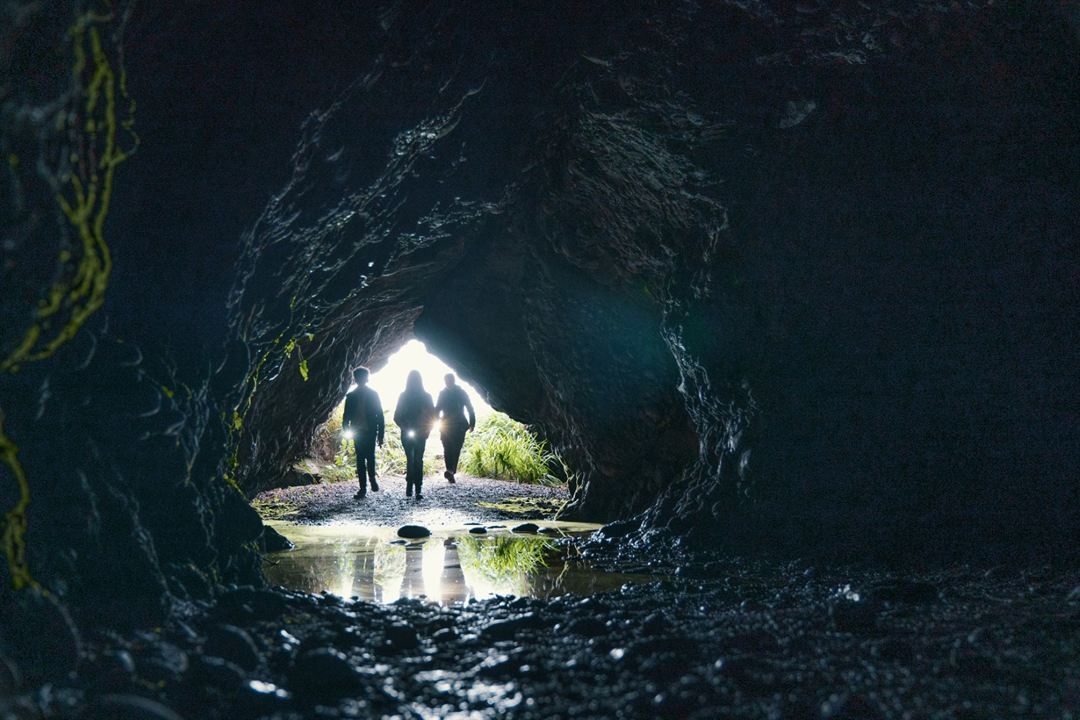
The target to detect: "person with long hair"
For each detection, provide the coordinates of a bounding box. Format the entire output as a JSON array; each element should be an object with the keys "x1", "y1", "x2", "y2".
[{"x1": 393, "y1": 370, "x2": 436, "y2": 499}]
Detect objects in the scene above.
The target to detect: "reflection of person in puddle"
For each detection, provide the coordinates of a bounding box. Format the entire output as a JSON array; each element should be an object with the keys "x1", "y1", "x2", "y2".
[
  {"x1": 401, "y1": 545, "x2": 426, "y2": 600},
  {"x1": 436, "y1": 373, "x2": 475, "y2": 484},
  {"x1": 393, "y1": 370, "x2": 436, "y2": 499}
]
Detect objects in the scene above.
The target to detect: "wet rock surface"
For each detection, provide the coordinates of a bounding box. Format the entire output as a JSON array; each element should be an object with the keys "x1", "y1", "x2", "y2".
[{"x1": 6, "y1": 557, "x2": 1079, "y2": 719}]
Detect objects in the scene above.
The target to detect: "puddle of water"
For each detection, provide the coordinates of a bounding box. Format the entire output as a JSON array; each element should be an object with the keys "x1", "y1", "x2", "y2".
[{"x1": 263, "y1": 520, "x2": 651, "y2": 604}]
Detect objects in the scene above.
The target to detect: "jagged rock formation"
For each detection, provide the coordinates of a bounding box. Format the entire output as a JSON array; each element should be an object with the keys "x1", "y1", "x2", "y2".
[{"x1": 1, "y1": 0, "x2": 1079, "y2": 621}]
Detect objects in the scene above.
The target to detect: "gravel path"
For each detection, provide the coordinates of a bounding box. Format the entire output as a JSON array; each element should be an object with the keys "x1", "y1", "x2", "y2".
[{"x1": 254, "y1": 473, "x2": 570, "y2": 526}]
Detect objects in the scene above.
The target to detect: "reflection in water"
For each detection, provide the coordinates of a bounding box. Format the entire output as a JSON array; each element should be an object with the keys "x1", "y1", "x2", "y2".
[
  {"x1": 264, "y1": 521, "x2": 650, "y2": 604},
  {"x1": 456, "y1": 535, "x2": 554, "y2": 598}
]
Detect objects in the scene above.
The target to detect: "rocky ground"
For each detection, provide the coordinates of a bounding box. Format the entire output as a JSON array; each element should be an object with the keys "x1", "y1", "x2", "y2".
[
  {"x1": 4, "y1": 546, "x2": 1079, "y2": 719},
  {"x1": 253, "y1": 475, "x2": 570, "y2": 526}
]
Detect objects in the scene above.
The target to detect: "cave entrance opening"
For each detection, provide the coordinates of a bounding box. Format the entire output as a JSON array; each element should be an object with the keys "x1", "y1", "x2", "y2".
[{"x1": 252, "y1": 338, "x2": 649, "y2": 603}]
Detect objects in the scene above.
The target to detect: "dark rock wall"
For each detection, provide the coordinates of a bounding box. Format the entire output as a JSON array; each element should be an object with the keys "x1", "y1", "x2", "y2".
[{"x1": 1, "y1": 0, "x2": 1078, "y2": 614}]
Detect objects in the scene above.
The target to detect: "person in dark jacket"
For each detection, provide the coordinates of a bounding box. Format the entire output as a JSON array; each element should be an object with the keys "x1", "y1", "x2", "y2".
[
  {"x1": 393, "y1": 370, "x2": 436, "y2": 499},
  {"x1": 342, "y1": 367, "x2": 385, "y2": 499},
  {"x1": 435, "y1": 373, "x2": 475, "y2": 484}
]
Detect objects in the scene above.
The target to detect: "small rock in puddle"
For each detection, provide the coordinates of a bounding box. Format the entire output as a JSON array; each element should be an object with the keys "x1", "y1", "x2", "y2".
[
  {"x1": 468, "y1": 527, "x2": 487, "y2": 535},
  {"x1": 511, "y1": 522, "x2": 540, "y2": 533},
  {"x1": 397, "y1": 525, "x2": 431, "y2": 539}
]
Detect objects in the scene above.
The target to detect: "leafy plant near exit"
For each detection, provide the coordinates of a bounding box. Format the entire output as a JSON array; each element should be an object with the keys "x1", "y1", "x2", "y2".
[{"x1": 461, "y1": 414, "x2": 566, "y2": 486}]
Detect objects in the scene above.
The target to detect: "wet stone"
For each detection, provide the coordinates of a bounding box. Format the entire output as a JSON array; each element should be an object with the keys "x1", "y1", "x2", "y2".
[
  {"x1": 642, "y1": 612, "x2": 670, "y2": 636},
  {"x1": 397, "y1": 525, "x2": 432, "y2": 539},
  {"x1": 562, "y1": 617, "x2": 608, "y2": 637},
  {"x1": 204, "y1": 624, "x2": 260, "y2": 671},
  {"x1": 511, "y1": 522, "x2": 540, "y2": 533},
  {"x1": 80, "y1": 694, "x2": 184, "y2": 720},
  {"x1": 468, "y1": 526, "x2": 488, "y2": 535},
  {"x1": 289, "y1": 648, "x2": 360, "y2": 697},
  {"x1": 193, "y1": 655, "x2": 245, "y2": 690},
  {"x1": 135, "y1": 640, "x2": 189, "y2": 685},
  {"x1": 481, "y1": 612, "x2": 543, "y2": 641},
  {"x1": 384, "y1": 623, "x2": 420, "y2": 651},
  {"x1": 432, "y1": 627, "x2": 458, "y2": 643},
  {"x1": 261, "y1": 525, "x2": 295, "y2": 552}
]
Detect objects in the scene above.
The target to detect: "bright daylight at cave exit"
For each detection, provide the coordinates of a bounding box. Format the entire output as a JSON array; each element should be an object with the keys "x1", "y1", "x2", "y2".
[{"x1": 341, "y1": 339, "x2": 493, "y2": 445}]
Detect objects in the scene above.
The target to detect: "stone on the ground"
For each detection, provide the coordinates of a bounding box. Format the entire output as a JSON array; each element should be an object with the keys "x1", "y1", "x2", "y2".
[
  {"x1": 204, "y1": 624, "x2": 260, "y2": 671},
  {"x1": 511, "y1": 522, "x2": 539, "y2": 533},
  {"x1": 385, "y1": 623, "x2": 420, "y2": 651},
  {"x1": 81, "y1": 694, "x2": 184, "y2": 720},
  {"x1": 261, "y1": 525, "x2": 295, "y2": 552},
  {"x1": 468, "y1": 526, "x2": 487, "y2": 534},
  {"x1": 193, "y1": 655, "x2": 245, "y2": 690},
  {"x1": 289, "y1": 648, "x2": 360, "y2": 696},
  {"x1": 397, "y1": 525, "x2": 431, "y2": 539}
]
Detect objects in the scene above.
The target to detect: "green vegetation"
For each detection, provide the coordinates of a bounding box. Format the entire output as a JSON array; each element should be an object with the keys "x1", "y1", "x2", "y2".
[
  {"x1": 475, "y1": 496, "x2": 567, "y2": 518},
  {"x1": 461, "y1": 414, "x2": 566, "y2": 485},
  {"x1": 251, "y1": 495, "x2": 300, "y2": 520},
  {"x1": 305, "y1": 404, "x2": 566, "y2": 486}
]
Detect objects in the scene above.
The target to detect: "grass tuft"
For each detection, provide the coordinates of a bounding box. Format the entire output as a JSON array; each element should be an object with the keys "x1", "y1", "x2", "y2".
[{"x1": 461, "y1": 414, "x2": 566, "y2": 485}]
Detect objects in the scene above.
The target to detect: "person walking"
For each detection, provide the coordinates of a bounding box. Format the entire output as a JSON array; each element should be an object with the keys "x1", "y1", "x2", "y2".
[
  {"x1": 393, "y1": 370, "x2": 436, "y2": 500},
  {"x1": 435, "y1": 373, "x2": 475, "y2": 484},
  {"x1": 342, "y1": 367, "x2": 385, "y2": 499}
]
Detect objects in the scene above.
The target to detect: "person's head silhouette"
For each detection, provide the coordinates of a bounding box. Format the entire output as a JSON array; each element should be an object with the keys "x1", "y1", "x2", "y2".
[
  {"x1": 353, "y1": 367, "x2": 370, "y2": 385},
  {"x1": 405, "y1": 369, "x2": 424, "y2": 393},
  {"x1": 444, "y1": 373, "x2": 456, "y2": 389}
]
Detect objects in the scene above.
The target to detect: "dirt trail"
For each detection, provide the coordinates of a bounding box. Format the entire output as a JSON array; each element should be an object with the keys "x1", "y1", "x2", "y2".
[{"x1": 254, "y1": 473, "x2": 570, "y2": 526}]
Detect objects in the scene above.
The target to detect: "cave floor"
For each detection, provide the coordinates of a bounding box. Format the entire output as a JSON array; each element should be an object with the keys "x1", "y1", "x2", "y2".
[
  {"x1": 253, "y1": 474, "x2": 570, "y2": 527},
  {"x1": 30, "y1": 556, "x2": 1080, "y2": 719}
]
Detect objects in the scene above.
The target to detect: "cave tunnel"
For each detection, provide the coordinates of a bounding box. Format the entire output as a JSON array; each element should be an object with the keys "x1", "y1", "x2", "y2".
[{"x1": 2, "y1": 1, "x2": 1079, "y2": 718}]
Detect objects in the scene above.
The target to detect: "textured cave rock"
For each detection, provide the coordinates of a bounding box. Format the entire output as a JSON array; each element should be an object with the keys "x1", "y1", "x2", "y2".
[
  {"x1": 1, "y1": 0, "x2": 1079, "y2": 625},
  {"x1": 224, "y1": 0, "x2": 1080, "y2": 552}
]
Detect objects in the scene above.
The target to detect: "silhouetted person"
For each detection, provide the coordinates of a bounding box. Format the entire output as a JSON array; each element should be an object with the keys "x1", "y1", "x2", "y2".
[
  {"x1": 394, "y1": 370, "x2": 436, "y2": 499},
  {"x1": 436, "y1": 373, "x2": 475, "y2": 483},
  {"x1": 342, "y1": 367, "x2": 385, "y2": 499}
]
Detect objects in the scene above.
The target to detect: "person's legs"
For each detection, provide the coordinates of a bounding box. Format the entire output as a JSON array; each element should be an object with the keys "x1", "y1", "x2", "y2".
[
  {"x1": 358, "y1": 432, "x2": 378, "y2": 491},
  {"x1": 442, "y1": 427, "x2": 466, "y2": 481},
  {"x1": 402, "y1": 432, "x2": 415, "y2": 496},
  {"x1": 354, "y1": 436, "x2": 367, "y2": 497},
  {"x1": 414, "y1": 437, "x2": 427, "y2": 498}
]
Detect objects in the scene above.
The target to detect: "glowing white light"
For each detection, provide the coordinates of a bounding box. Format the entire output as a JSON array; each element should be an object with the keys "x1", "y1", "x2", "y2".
[
  {"x1": 342, "y1": 429, "x2": 355, "y2": 440},
  {"x1": 407, "y1": 429, "x2": 416, "y2": 439},
  {"x1": 364, "y1": 340, "x2": 493, "y2": 417}
]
